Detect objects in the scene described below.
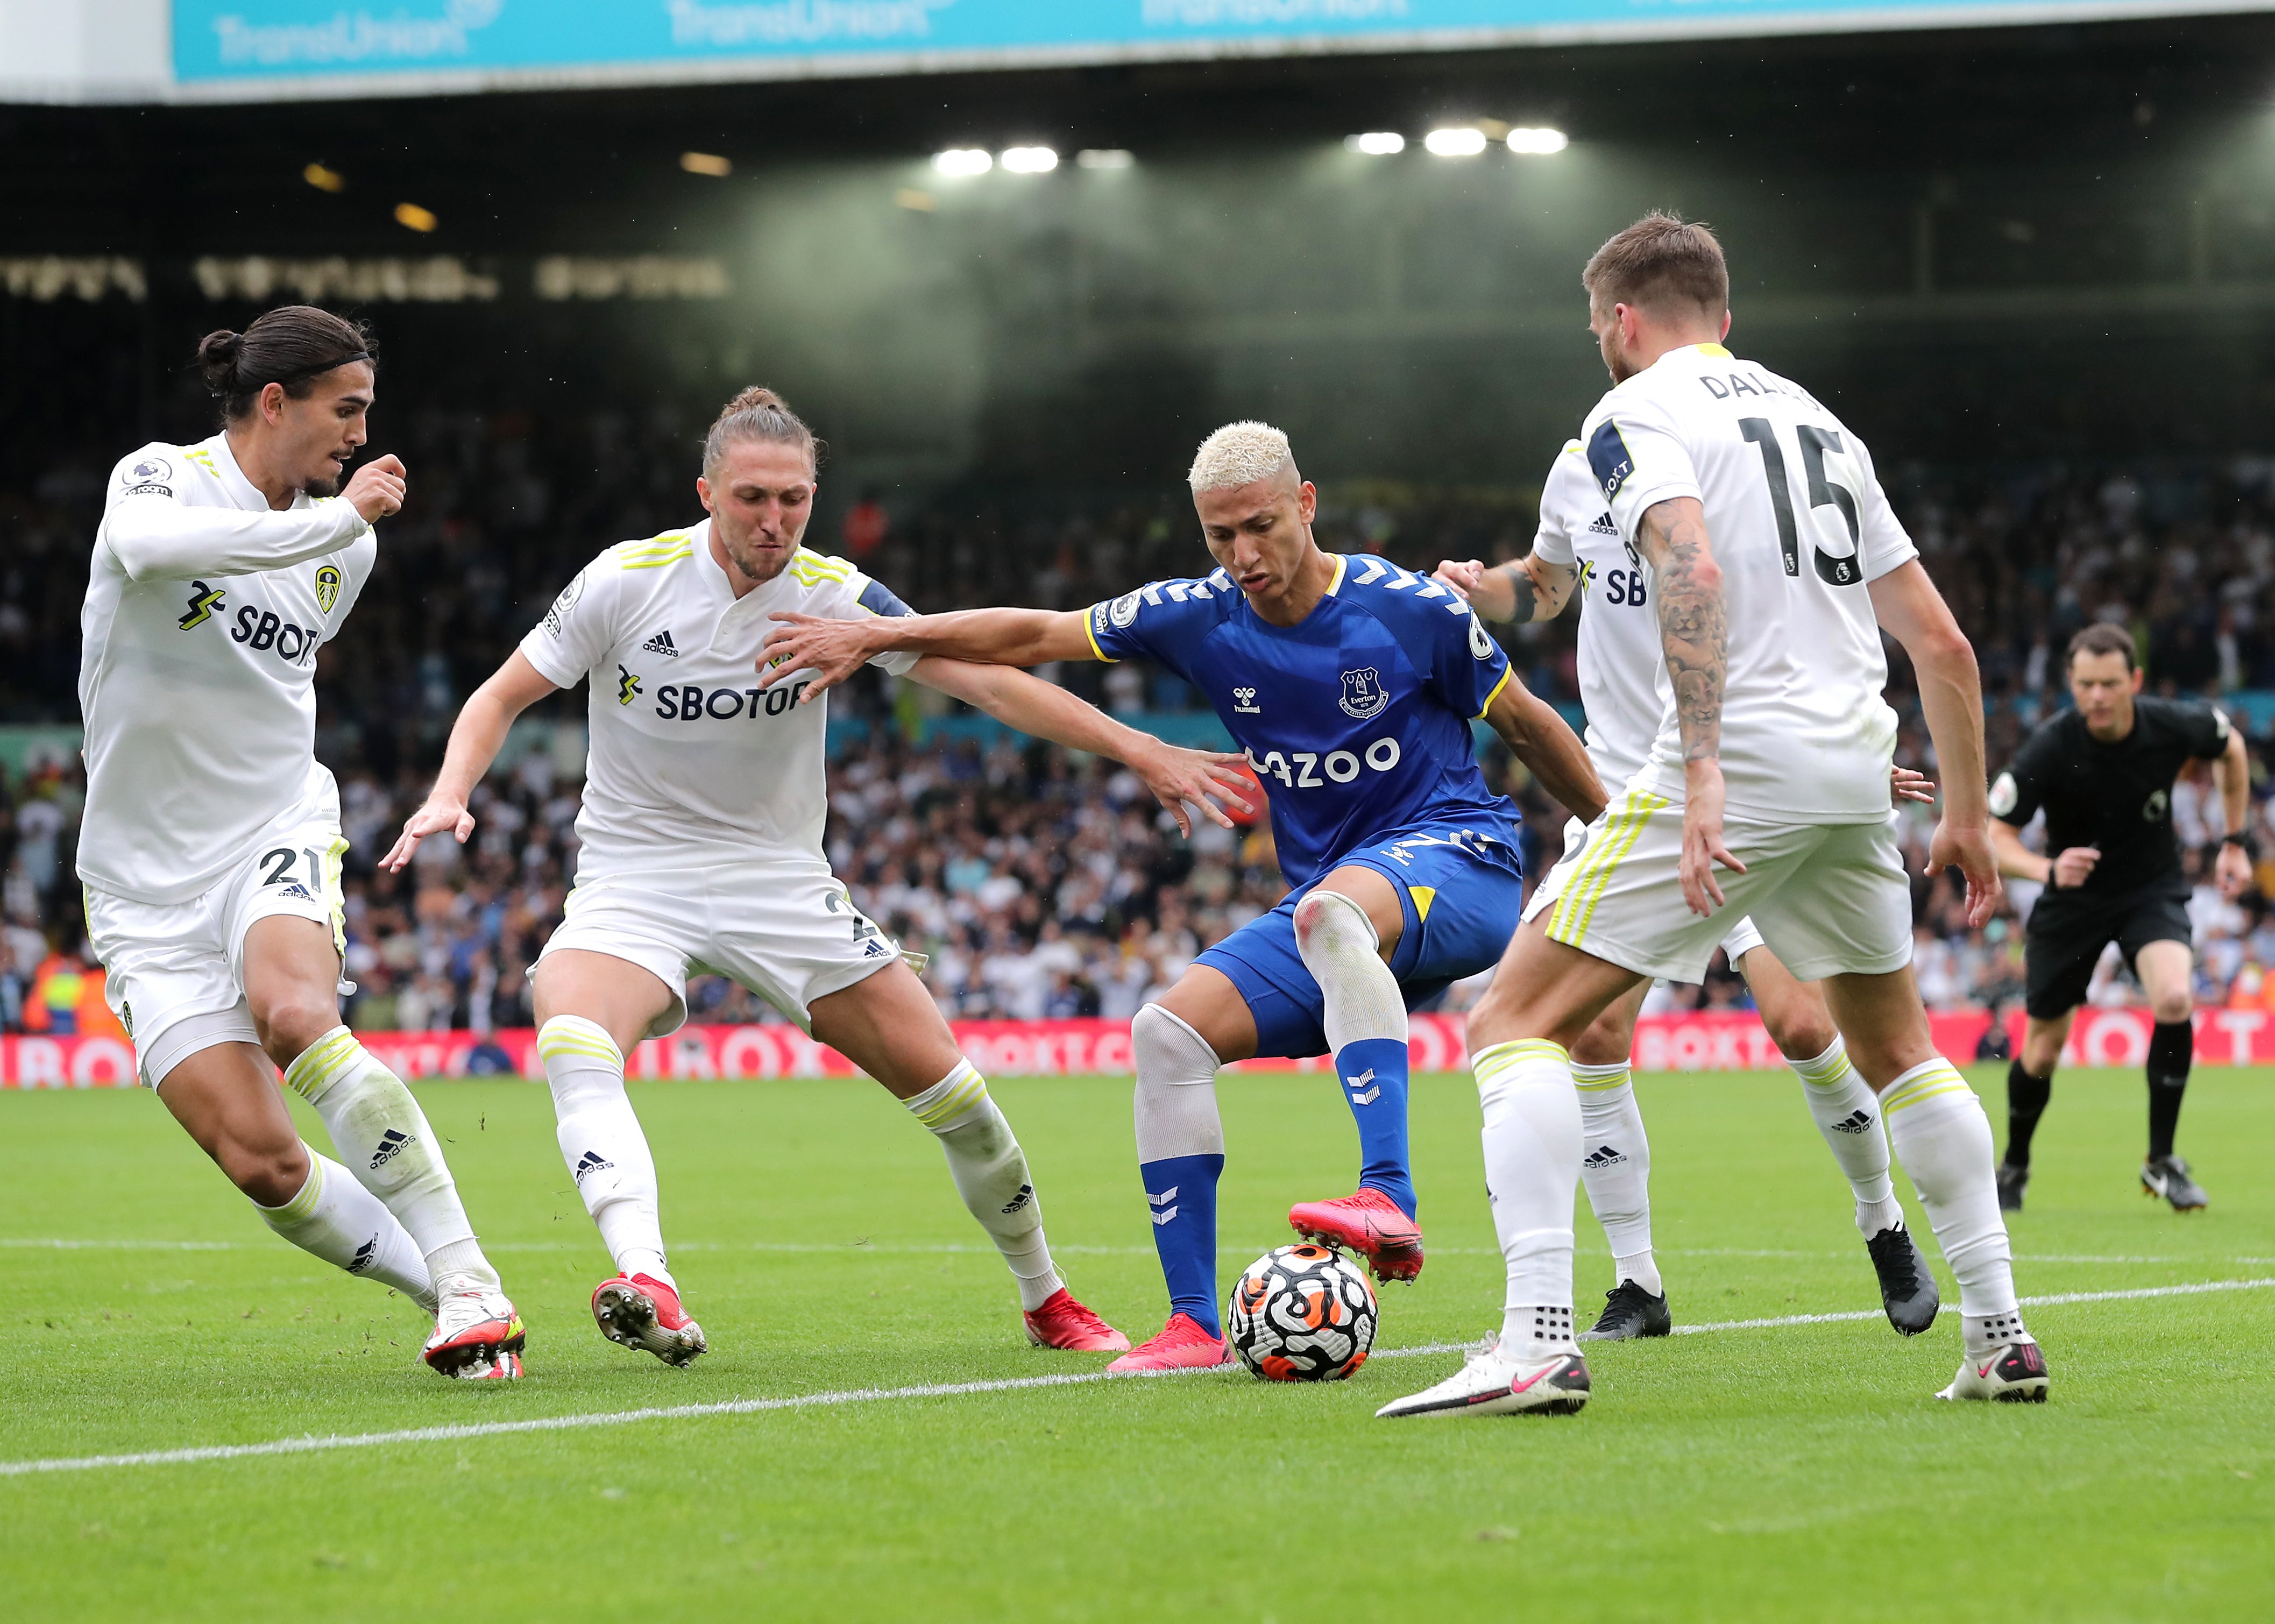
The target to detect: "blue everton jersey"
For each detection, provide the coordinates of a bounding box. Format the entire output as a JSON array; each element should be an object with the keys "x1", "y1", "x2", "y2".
[{"x1": 1087, "y1": 554, "x2": 1520, "y2": 886}]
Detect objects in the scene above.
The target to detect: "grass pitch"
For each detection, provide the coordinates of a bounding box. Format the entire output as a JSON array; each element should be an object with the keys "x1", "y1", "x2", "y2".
[{"x1": 3, "y1": 1063, "x2": 2271, "y2": 1621}]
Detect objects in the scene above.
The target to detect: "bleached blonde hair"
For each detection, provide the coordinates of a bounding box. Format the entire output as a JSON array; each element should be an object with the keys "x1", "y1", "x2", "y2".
[{"x1": 1187, "y1": 420, "x2": 1294, "y2": 494}]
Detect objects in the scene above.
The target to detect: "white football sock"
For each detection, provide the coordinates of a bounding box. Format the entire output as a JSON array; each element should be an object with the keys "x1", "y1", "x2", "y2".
[
  {"x1": 284, "y1": 1026, "x2": 499, "y2": 1295},
  {"x1": 1572, "y1": 1062, "x2": 1660, "y2": 1295},
  {"x1": 1790, "y1": 1036, "x2": 1903, "y2": 1234},
  {"x1": 540, "y1": 1016, "x2": 671, "y2": 1286},
  {"x1": 257, "y1": 1150, "x2": 437, "y2": 1312},
  {"x1": 1880, "y1": 1058, "x2": 2025, "y2": 1348},
  {"x1": 1474, "y1": 1039, "x2": 1582, "y2": 1360},
  {"x1": 907, "y1": 1060, "x2": 1063, "y2": 1312},
  {"x1": 1131, "y1": 1003, "x2": 1224, "y2": 1161},
  {"x1": 1293, "y1": 890, "x2": 1406, "y2": 1048}
]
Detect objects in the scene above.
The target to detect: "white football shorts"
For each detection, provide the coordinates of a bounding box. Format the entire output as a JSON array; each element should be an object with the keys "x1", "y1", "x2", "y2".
[
  {"x1": 1528, "y1": 793, "x2": 1912, "y2": 984},
  {"x1": 1523, "y1": 814, "x2": 1771, "y2": 971},
  {"x1": 538, "y1": 860, "x2": 901, "y2": 1038},
  {"x1": 83, "y1": 803, "x2": 348, "y2": 1089}
]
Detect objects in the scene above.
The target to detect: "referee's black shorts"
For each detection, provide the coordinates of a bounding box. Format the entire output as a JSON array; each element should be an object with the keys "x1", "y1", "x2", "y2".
[{"x1": 2022, "y1": 884, "x2": 2194, "y2": 1020}]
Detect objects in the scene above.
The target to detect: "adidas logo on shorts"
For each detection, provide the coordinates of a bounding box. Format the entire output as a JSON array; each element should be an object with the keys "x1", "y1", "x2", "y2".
[{"x1": 641, "y1": 629, "x2": 681, "y2": 657}]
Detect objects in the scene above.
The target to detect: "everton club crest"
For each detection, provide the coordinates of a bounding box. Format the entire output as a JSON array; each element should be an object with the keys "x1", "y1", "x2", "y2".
[{"x1": 1338, "y1": 666, "x2": 1388, "y2": 720}]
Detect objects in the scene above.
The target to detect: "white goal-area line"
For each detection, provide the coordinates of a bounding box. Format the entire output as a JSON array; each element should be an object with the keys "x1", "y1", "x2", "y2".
[{"x1": 3, "y1": 1276, "x2": 2266, "y2": 1479}]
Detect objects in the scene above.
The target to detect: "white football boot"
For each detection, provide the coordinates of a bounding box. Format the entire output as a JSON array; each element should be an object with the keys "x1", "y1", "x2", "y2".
[
  {"x1": 1375, "y1": 1337, "x2": 1591, "y2": 1419},
  {"x1": 1937, "y1": 1341, "x2": 2050, "y2": 1403}
]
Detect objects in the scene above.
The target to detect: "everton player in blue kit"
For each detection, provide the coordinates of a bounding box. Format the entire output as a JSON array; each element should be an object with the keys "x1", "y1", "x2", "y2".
[{"x1": 761, "y1": 422, "x2": 1604, "y2": 1370}]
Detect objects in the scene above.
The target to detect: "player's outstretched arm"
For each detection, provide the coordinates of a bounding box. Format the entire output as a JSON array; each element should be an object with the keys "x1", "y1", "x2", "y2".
[
  {"x1": 1869, "y1": 559, "x2": 2002, "y2": 927},
  {"x1": 760, "y1": 607, "x2": 1095, "y2": 704},
  {"x1": 1483, "y1": 673, "x2": 1607, "y2": 823},
  {"x1": 909, "y1": 657, "x2": 1255, "y2": 838},
  {"x1": 382, "y1": 650, "x2": 560, "y2": 872},
  {"x1": 2213, "y1": 722, "x2": 2255, "y2": 897},
  {"x1": 1434, "y1": 555, "x2": 1579, "y2": 625},
  {"x1": 105, "y1": 455, "x2": 405, "y2": 582},
  {"x1": 1634, "y1": 495, "x2": 1741, "y2": 916}
]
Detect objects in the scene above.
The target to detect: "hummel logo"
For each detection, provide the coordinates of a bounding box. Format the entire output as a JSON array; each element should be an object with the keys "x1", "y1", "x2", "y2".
[
  {"x1": 1347, "y1": 1067, "x2": 1380, "y2": 1107},
  {"x1": 1151, "y1": 1207, "x2": 1179, "y2": 1225},
  {"x1": 369, "y1": 1128, "x2": 415, "y2": 1170},
  {"x1": 1232, "y1": 686, "x2": 1261, "y2": 714},
  {"x1": 348, "y1": 1237, "x2": 378, "y2": 1274},
  {"x1": 1147, "y1": 1187, "x2": 1178, "y2": 1223},
  {"x1": 1148, "y1": 1188, "x2": 1178, "y2": 1205},
  {"x1": 1830, "y1": 1109, "x2": 1874, "y2": 1134},
  {"x1": 573, "y1": 1150, "x2": 614, "y2": 1185},
  {"x1": 1581, "y1": 1144, "x2": 1628, "y2": 1168},
  {"x1": 1587, "y1": 512, "x2": 1619, "y2": 536},
  {"x1": 1002, "y1": 1183, "x2": 1034, "y2": 1216},
  {"x1": 641, "y1": 629, "x2": 681, "y2": 657}
]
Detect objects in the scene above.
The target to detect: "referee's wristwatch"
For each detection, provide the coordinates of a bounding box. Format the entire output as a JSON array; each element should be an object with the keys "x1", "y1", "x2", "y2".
[{"x1": 2223, "y1": 831, "x2": 2260, "y2": 860}]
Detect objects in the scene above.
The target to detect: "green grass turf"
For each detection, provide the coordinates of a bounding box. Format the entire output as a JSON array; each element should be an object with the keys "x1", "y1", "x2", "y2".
[{"x1": 2, "y1": 1064, "x2": 2270, "y2": 1621}]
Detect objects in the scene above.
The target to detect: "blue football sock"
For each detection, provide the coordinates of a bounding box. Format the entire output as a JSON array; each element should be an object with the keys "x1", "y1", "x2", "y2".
[
  {"x1": 1139, "y1": 1152, "x2": 1224, "y2": 1336},
  {"x1": 1337, "y1": 1035, "x2": 1415, "y2": 1219}
]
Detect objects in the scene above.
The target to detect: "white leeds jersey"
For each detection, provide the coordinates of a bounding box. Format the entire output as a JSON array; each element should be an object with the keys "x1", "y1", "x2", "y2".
[
  {"x1": 520, "y1": 522, "x2": 920, "y2": 879},
  {"x1": 79, "y1": 434, "x2": 375, "y2": 905},
  {"x1": 1531, "y1": 439, "x2": 1664, "y2": 791},
  {"x1": 1581, "y1": 343, "x2": 1917, "y2": 825}
]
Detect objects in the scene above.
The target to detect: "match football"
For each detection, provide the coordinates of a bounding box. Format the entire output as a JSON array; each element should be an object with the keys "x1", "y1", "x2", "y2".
[{"x1": 6, "y1": 2, "x2": 2273, "y2": 1618}]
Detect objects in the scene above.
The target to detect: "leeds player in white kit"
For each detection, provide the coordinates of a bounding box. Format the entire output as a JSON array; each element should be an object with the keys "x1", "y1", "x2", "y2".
[
  {"x1": 1383, "y1": 215, "x2": 2043, "y2": 1419},
  {"x1": 1435, "y1": 442, "x2": 1941, "y2": 1343},
  {"x1": 79, "y1": 307, "x2": 523, "y2": 1379},
  {"x1": 389, "y1": 388, "x2": 1251, "y2": 1364}
]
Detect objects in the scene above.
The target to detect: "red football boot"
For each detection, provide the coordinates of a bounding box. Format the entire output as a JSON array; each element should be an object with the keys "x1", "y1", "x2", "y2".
[
  {"x1": 1024, "y1": 1288, "x2": 1131, "y2": 1352},
  {"x1": 591, "y1": 1272, "x2": 708, "y2": 1368},
  {"x1": 1288, "y1": 1187, "x2": 1424, "y2": 1283},
  {"x1": 1105, "y1": 1311, "x2": 1236, "y2": 1374}
]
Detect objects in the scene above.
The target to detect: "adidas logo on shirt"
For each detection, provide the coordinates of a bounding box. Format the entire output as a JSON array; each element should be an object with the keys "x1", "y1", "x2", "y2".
[
  {"x1": 641, "y1": 629, "x2": 681, "y2": 657},
  {"x1": 1829, "y1": 1108, "x2": 1875, "y2": 1134},
  {"x1": 1587, "y1": 512, "x2": 1618, "y2": 536},
  {"x1": 573, "y1": 1150, "x2": 615, "y2": 1185},
  {"x1": 1581, "y1": 1144, "x2": 1628, "y2": 1168},
  {"x1": 369, "y1": 1128, "x2": 415, "y2": 1170}
]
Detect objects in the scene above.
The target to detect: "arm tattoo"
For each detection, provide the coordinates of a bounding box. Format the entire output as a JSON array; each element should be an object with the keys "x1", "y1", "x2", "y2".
[
  {"x1": 1637, "y1": 501, "x2": 1726, "y2": 764},
  {"x1": 1500, "y1": 563, "x2": 1539, "y2": 625}
]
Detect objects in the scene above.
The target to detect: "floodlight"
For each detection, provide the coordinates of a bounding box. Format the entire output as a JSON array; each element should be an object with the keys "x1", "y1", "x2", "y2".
[
  {"x1": 302, "y1": 163, "x2": 345, "y2": 193},
  {"x1": 932, "y1": 148, "x2": 993, "y2": 176},
  {"x1": 1344, "y1": 132, "x2": 1405, "y2": 155},
  {"x1": 1505, "y1": 127, "x2": 1569, "y2": 155},
  {"x1": 1076, "y1": 149, "x2": 1135, "y2": 169},
  {"x1": 1001, "y1": 146, "x2": 1059, "y2": 173},
  {"x1": 1424, "y1": 128, "x2": 1487, "y2": 158},
  {"x1": 681, "y1": 152, "x2": 733, "y2": 176},
  {"x1": 394, "y1": 202, "x2": 438, "y2": 232}
]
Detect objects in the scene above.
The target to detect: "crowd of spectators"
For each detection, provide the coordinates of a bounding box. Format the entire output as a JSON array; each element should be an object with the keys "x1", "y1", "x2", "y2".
[{"x1": 13, "y1": 396, "x2": 2275, "y2": 1031}]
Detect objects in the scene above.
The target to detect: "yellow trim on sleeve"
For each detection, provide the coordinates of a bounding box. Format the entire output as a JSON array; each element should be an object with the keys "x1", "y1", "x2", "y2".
[
  {"x1": 1082, "y1": 609, "x2": 1117, "y2": 664},
  {"x1": 1474, "y1": 664, "x2": 1514, "y2": 721}
]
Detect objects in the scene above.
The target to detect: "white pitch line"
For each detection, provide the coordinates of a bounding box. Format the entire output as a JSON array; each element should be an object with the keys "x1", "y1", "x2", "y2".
[{"x1": 4, "y1": 1276, "x2": 2269, "y2": 1480}]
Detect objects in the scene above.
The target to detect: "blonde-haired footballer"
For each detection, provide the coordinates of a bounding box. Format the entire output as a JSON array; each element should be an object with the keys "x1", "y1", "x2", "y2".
[
  {"x1": 79, "y1": 306, "x2": 524, "y2": 1379},
  {"x1": 388, "y1": 387, "x2": 1251, "y2": 1363}
]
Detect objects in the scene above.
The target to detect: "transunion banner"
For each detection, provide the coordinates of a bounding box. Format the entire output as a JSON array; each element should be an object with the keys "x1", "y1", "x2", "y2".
[
  {"x1": 172, "y1": 1, "x2": 2253, "y2": 96},
  {"x1": 6, "y1": 1008, "x2": 2269, "y2": 1085}
]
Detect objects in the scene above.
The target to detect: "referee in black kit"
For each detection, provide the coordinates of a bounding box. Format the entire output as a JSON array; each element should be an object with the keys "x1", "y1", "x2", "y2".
[{"x1": 1986, "y1": 623, "x2": 2252, "y2": 1212}]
